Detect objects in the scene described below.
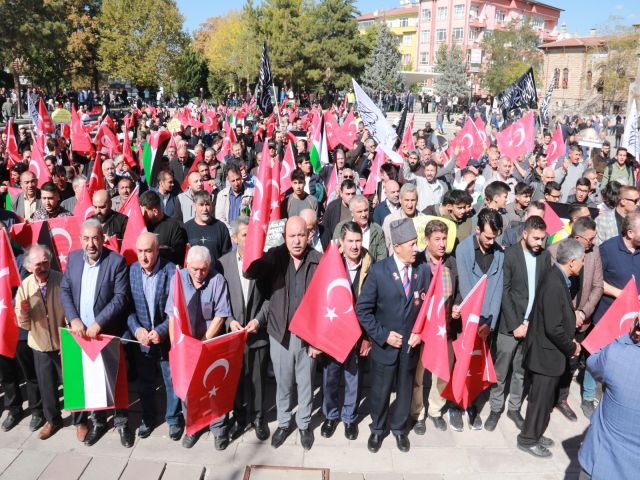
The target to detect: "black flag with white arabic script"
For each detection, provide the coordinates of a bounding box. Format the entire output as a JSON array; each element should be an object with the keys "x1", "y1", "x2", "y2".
[
  {"x1": 255, "y1": 42, "x2": 274, "y2": 116},
  {"x1": 495, "y1": 67, "x2": 538, "y2": 117}
]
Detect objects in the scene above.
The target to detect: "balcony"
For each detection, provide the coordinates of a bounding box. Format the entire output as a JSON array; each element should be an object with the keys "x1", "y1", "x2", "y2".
[{"x1": 469, "y1": 17, "x2": 486, "y2": 28}]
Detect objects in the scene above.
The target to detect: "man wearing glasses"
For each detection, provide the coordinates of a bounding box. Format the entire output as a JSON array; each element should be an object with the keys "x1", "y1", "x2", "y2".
[{"x1": 595, "y1": 185, "x2": 639, "y2": 245}]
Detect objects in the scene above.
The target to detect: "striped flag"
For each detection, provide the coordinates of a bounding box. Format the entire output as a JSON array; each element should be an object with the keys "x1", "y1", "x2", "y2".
[
  {"x1": 60, "y1": 329, "x2": 129, "y2": 411},
  {"x1": 309, "y1": 113, "x2": 323, "y2": 173}
]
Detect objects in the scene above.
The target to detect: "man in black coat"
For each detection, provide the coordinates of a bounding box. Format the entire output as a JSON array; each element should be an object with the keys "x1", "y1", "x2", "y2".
[
  {"x1": 517, "y1": 238, "x2": 584, "y2": 458},
  {"x1": 320, "y1": 179, "x2": 356, "y2": 249}
]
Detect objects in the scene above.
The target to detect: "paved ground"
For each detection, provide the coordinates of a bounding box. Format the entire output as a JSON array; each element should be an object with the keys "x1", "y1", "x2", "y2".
[{"x1": 0, "y1": 371, "x2": 591, "y2": 480}]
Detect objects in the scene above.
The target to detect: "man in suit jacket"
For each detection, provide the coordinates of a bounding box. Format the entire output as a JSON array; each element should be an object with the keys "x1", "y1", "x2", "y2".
[
  {"x1": 215, "y1": 217, "x2": 271, "y2": 443},
  {"x1": 356, "y1": 218, "x2": 431, "y2": 453},
  {"x1": 518, "y1": 238, "x2": 584, "y2": 458},
  {"x1": 10, "y1": 170, "x2": 41, "y2": 219},
  {"x1": 320, "y1": 179, "x2": 356, "y2": 248},
  {"x1": 372, "y1": 180, "x2": 400, "y2": 226},
  {"x1": 127, "y1": 232, "x2": 182, "y2": 441},
  {"x1": 485, "y1": 215, "x2": 551, "y2": 432},
  {"x1": 60, "y1": 218, "x2": 133, "y2": 448}
]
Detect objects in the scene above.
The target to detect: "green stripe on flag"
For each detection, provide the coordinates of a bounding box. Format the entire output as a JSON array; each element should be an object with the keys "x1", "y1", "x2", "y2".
[
  {"x1": 3, "y1": 193, "x2": 10, "y2": 212},
  {"x1": 142, "y1": 142, "x2": 152, "y2": 185},
  {"x1": 310, "y1": 145, "x2": 321, "y2": 173},
  {"x1": 60, "y1": 329, "x2": 85, "y2": 410}
]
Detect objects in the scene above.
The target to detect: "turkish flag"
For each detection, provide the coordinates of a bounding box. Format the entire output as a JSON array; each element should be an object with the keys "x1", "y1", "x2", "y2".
[
  {"x1": 169, "y1": 266, "x2": 195, "y2": 398},
  {"x1": 102, "y1": 114, "x2": 116, "y2": 133},
  {"x1": 29, "y1": 142, "x2": 51, "y2": 188},
  {"x1": 546, "y1": 126, "x2": 566, "y2": 168},
  {"x1": 94, "y1": 122, "x2": 121, "y2": 158},
  {"x1": 73, "y1": 184, "x2": 95, "y2": 220},
  {"x1": 289, "y1": 242, "x2": 362, "y2": 363},
  {"x1": 324, "y1": 110, "x2": 350, "y2": 150},
  {"x1": 280, "y1": 140, "x2": 296, "y2": 197},
  {"x1": 104, "y1": 234, "x2": 120, "y2": 253},
  {"x1": 363, "y1": 147, "x2": 385, "y2": 196},
  {"x1": 583, "y1": 277, "x2": 640, "y2": 353},
  {"x1": 242, "y1": 141, "x2": 272, "y2": 272},
  {"x1": 88, "y1": 153, "x2": 106, "y2": 198},
  {"x1": 0, "y1": 229, "x2": 22, "y2": 358},
  {"x1": 203, "y1": 111, "x2": 217, "y2": 132},
  {"x1": 450, "y1": 120, "x2": 482, "y2": 169},
  {"x1": 223, "y1": 119, "x2": 237, "y2": 143},
  {"x1": 472, "y1": 117, "x2": 490, "y2": 157},
  {"x1": 48, "y1": 216, "x2": 82, "y2": 272},
  {"x1": 38, "y1": 100, "x2": 54, "y2": 133},
  {"x1": 5, "y1": 118, "x2": 21, "y2": 167},
  {"x1": 442, "y1": 275, "x2": 496, "y2": 408},
  {"x1": 495, "y1": 111, "x2": 535, "y2": 161},
  {"x1": 412, "y1": 261, "x2": 451, "y2": 382},
  {"x1": 121, "y1": 115, "x2": 137, "y2": 169},
  {"x1": 325, "y1": 164, "x2": 339, "y2": 201},
  {"x1": 543, "y1": 201, "x2": 565, "y2": 235},
  {"x1": 119, "y1": 191, "x2": 147, "y2": 265},
  {"x1": 399, "y1": 114, "x2": 416, "y2": 154},
  {"x1": 269, "y1": 156, "x2": 281, "y2": 221},
  {"x1": 340, "y1": 109, "x2": 358, "y2": 150},
  {"x1": 180, "y1": 150, "x2": 203, "y2": 192},
  {"x1": 71, "y1": 104, "x2": 95, "y2": 154}
]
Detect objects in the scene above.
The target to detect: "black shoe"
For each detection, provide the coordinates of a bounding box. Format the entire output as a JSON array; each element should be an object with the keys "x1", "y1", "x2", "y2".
[
  {"x1": 517, "y1": 442, "x2": 552, "y2": 458},
  {"x1": 394, "y1": 433, "x2": 410, "y2": 452},
  {"x1": 412, "y1": 418, "x2": 426, "y2": 435},
  {"x1": 169, "y1": 424, "x2": 184, "y2": 441},
  {"x1": 448, "y1": 409, "x2": 464, "y2": 432},
  {"x1": 118, "y1": 426, "x2": 134, "y2": 448},
  {"x1": 299, "y1": 428, "x2": 314, "y2": 450},
  {"x1": 137, "y1": 421, "x2": 153, "y2": 439},
  {"x1": 507, "y1": 410, "x2": 525, "y2": 430},
  {"x1": 467, "y1": 407, "x2": 483, "y2": 430},
  {"x1": 367, "y1": 433, "x2": 383, "y2": 453},
  {"x1": 581, "y1": 400, "x2": 596, "y2": 419},
  {"x1": 29, "y1": 414, "x2": 45, "y2": 432},
  {"x1": 253, "y1": 421, "x2": 270, "y2": 441},
  {"x1": 182, "y1": 433, "x2": 198, "y2": 449},
  {"x1": 429, "y1": 415, "x2": 447, "y2": 431},
  {"x1": 344, "y1": 423, "x2": 358, "y2": 440},
  {"x1": 538, "y1": 435, "x2": 555, "y2": 448},
  {"x1": 2, "y1": 411, "x2": 23, "y2": 432},
  {"x1": 556, "y1": 400, "x2": 578, "y2": 422},
  {"x1": 271, "y1": 426, "x2": 291, "y2": 449},
  {"x1": 214, "y1": 434, "x2": 229, "y2": 451},
  {"x1": 231, "y1": 421, "x2": 248, "y2": 440},
  {"x1": 84, "y1": 424, "x2": 107, "y2": 446},
  {"x1": 320, "y1": 419, "x2": 338, "y2": 438},
  {"x1": 484, "y1": 411, "x2": 501, "y2": 432}
]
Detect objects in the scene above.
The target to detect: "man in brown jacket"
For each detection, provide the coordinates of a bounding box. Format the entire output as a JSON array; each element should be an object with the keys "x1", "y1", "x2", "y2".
[{"x1": 16, "y1": 245, "x2": 67, "y2": 440}]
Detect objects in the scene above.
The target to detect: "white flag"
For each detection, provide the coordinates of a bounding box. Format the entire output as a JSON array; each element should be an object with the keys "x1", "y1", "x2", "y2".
[
  {"x1": 622, "y1": 100, "x2": 639, "y2": 160},
  {"x1": 352, "y1": 78, "x2": 397, "y2": 149}
]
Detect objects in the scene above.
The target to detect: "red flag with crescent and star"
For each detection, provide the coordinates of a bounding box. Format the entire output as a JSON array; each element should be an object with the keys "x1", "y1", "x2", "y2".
[
  {"x1": 442, "y1": 275, "x2": 496, "y2": 408},
  {"x1": 87, "y1": 153, "x2": 106, "y2": 199},
  {"x1": 363, "y1": 147, "x2": 386, "y2": 197},
  {"x1": 471, "y1": 117, "x2": 490, "y2": 158},
  {"x1": 269, "y1": 155, "x2": 281, "y2": 221},
  {"x1": 582, "y1": 277, "x2": 640, "y2": 353},
  {"x1": 0, "y1": 229, "x2": 21, "y2": 358},
  {"x1": 29, "y1": 142, "x2": 51, "y2": 188},
  {"x1": 5, "y1": 118, "x2": 21, "y2": 167},
  {"x1": 48, "y1": 216, "x2": 82, "y2": 272},
  {"x1": 70, "y1": 104, "x2": 95, "y2": 155},
  {"x1": 546, "y1": 126, "x2": 566, "y2": 168},
  {"x1": 450, "y1": 119, "x2": 483, "y2": 169},
  {"x1": 495, "y1": 111, "x2": 535, "y2": 162},
  {"x1": 72, "y1": 184, "x2": 95, "y2": 220},
  {"x1": 280, "y1": 141, "x2": 296, "y2": 198},
  {"x1": 288, "y1": 241, "x2": 362, "y2": 363},
  {"x1": 38, "y1": 100, "x2": 54, "y2": 134},
  {"x1": 412, "y1": 260, "x2": 451, "y2": 382},
  {"x1": 118, "y1": 191, "x2": 147, "y2": 265}
]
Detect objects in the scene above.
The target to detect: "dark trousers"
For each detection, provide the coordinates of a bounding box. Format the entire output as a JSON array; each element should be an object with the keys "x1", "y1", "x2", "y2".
[
  {"x1": 369, "y1": 354, "x2": 416, "y2": 436},
  {"x1": 134, "y1": 347, "x2": 182, "y2": 427},
  {"x1": 32, "y1": 350, "x2": 63, "y2": 425},
  {"x1": 73, "y1": 409, "x2": 128, "y2": 428},
  {"x1": 322, "y1": 350, "x2": 360, "y2": 424},
  {"x1": 518, "y1": 372, "x2": 560, "y2": 447},
  {"x1": 0, "y1": 341, "x2": 42, "y2": 415},
  {"x1": 557, "y1": 328, "x2": 590, "y2": 403}
]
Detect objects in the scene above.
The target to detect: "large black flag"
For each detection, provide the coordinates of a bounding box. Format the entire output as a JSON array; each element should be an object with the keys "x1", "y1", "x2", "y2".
[
  {"x1": 495, "y1": 67, "x2": 538, "y2": 116},
  {"x1": 394, "y1": 94, "x2": 409, "y2": 150},
  {"x1": 255, "y1": 42, "x2": 274, "y2": 115}
]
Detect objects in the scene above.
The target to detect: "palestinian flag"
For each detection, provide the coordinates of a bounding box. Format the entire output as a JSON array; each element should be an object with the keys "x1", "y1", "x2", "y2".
[
  {"x1": 60, "y1": 329, "x2": 128, "y2": 411},
  {"x1": 309, "y1": 113, "x2": 323, "y2": 173}
]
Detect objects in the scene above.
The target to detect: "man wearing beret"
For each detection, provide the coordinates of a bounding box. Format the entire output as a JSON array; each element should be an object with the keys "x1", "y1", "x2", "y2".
[{"x1": 356, "y1": 218, "x2": 431, "y2": 453}]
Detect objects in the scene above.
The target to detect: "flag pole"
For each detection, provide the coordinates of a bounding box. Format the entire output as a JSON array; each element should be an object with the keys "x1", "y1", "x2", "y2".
[{"x1": 272, "y1": 83, "x2": 282, "y2": 128}]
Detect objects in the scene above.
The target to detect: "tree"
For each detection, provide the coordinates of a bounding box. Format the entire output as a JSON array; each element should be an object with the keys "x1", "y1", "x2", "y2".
[
  {"x1": 480, "y1": 18, "x2": 543, "y2": 95},
  {"x1": 66, "y1": 0, "x2": 102, "y2": 90},
  {"x1": 360, "y1": 23, "x2": 402, "y2": 95},
  {"x1": 433, "y1": 43, "x2": 468, "y2": 99},
  {"x1": 174, "y1": 46, "x2": 209, "y2": 100},
  {"x1": 98, "y1": 0, "x2": 187, "y2": 90}
]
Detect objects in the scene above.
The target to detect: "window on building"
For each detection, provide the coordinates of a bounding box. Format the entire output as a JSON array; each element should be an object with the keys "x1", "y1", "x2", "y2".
[
  {"x1": 400, "y1": 17, "x2": 409, "y2": 28},
  {"x1": 469, "y1": 5, "x2": 479, "y2": 19},
  {"x1": 469, "y1": 28, "x2": 479, "y2": 41},
  {"x1": 421, "y1": 29, "x2": 431, "y2": 43},
  {"x1": 438, "y1": 7, "x2": 447, "y2": 21},
  {"x1": 454, "y1": 4, "x2": 464, "y2": 19},
  {"x1": 495, "y1": 10, "x2": 505, "y2": 23},
  {"x1": 562, "y1": 68, "x2": 569, "y2": 89},
  {"x1": 586, "y1": 70, "x2": 592, "y2": 90},
  {"x1": 532, "y1": 16, "x2": 545, "y2": 30},
  {"x1": 453, "y1": 27, "x2": 464, "y2": 42},
  {"x1": 359, "y1": 20, "x2": 373, "y2": 28},
  {"x1": 420, "y1": 52, "x2": 428, "y2": 65},
  {"x1": 403, "y1": 33, "x2": 413, "y2": 45},
  {"x1": 436, "y1": 29, "x2": 447, "y2": 42},
  {"x1": 553, "y1": 68, "x2": 560, "y2": 89},
  {"x1": 422, "y1": 9, "x2": 431, "y2": 21},
  {"x1": 402, "y1": 54, "x2": 412, "y2": 66}
]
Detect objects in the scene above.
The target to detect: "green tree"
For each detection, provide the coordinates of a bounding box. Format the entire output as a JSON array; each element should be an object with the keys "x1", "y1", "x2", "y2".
[
  {"x1": 433, "y1": 43, "x2": 468, "y2": 99},
  {"x1": 235, "y1": 0, "x2": 262, "y2": 93},
  {"x1": 66, "y1": 0, "x2": 102, "y2": 90},
  {"x1": 174, "y1": 46, "x2": 209, "y2": 100},
  {"x1": 98, "y1": 0, "x2": 187, "y2": 90},
  {"x1": 360, "y1": 23, "x2": 402, "y2": 95},
  {"x1": 480, "y1": 18, "x2": 543, "y2": 94}
]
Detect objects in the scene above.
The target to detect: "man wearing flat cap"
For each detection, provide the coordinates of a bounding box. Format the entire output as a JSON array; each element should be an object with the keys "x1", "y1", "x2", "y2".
[{"x1": 356, "y1": 218, "x2": 431, "y2": 453}]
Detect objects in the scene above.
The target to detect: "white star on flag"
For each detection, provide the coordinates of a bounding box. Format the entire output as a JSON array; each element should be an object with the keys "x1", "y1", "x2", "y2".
[
  {"x1": 437, "y1": 325, "x2": 446, "y2": 338},
  {"x1": 324, "y1": 307, "x2": 337, "y2": 322},
  {"x1": 209, "y1": 386, "x2": 218, "y2": 396},
  {"x1": 58, "y1": 254, "x2": 67, "y2": 264},
  {"x1": 252, "y1": 210, "x2": 261, "y2": 223}
]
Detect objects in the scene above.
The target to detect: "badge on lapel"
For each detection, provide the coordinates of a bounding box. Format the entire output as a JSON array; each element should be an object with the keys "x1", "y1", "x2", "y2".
[{"x1": 393, "y1": 272, "x2": 399, "y2": 281}]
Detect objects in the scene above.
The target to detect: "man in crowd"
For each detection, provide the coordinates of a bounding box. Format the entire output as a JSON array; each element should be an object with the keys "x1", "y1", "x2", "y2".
[
  {"x1": 184, "y1": 190, "x2": 231, "y2": 263},
  {"x1": 31, "y1": 182, "x2": 72, "y2": 221},
  {"x1": 372, "y1": 180, "x2": 400, "y2": 226},
  {"x1": 321, "y1": 179, "x2": 356, "y2": 248},
  {"x1": 10, "y1": 171, "x2": 41, "y2": 219},
  {"x1": 595, "y1": 185, "x2": 639, "y2": 245},
  {"x1": 61, "y1": 174, "x2": 87, "y2": 213},
  {"x1": 402, "y1": 159, "x2": 448, "y2": 212},
  {"x1": 139, "y1": 190, "x2": 187, "y2": 266},
  {"x1": 91, "y1": 189, "x2": 128, "y2": 245},
  {"x1": 382, "y1": 184, "x2": 425, "y2": 253},
  {"x1": 333, "y1": 195, "x2": 387, "y2": 263},
  {"x1": 154, "y1": 170, "x2": 179, "y2": 217},
  {"x1": 111, "y1": 176, "x2": 134, "y2": 211},
  {"x1": 170, "y1": 145, "x2": 192, "y2": 187},
  {"x1": 214, "y1": 165, "x2": 253, "y2": 232},
  {"x1": 102, "y1": 159, "x2": 120, "y2": 198},
  {"x1": 174, "y1": 171, "x2": 206, "y2": 224},
  {"x1": 282, "y1": 169, "x2": 319, "y2": 218}
]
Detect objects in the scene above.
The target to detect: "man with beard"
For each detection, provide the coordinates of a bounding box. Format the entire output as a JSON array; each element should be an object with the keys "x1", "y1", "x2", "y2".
[
  {"x1": 31, "y1": 182, "x2": 72, "y2": 221},
  {"x1": 184, "y1": 191, "x2": 231, "y2": 263},
  {"x1": 91, "y1": 189, "x2": 128, "y2": 245},
  {"x1": 402, "y1": 159, "x2": 448, "y2": 212},
  {"x1": 399, "y1": 150, "x2": 425, "y2": 184}
]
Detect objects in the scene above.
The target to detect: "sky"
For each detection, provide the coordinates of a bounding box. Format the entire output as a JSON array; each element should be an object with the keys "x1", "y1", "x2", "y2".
[{"x1": 176, "y1": 0, "x2": 639, "y2": 35}]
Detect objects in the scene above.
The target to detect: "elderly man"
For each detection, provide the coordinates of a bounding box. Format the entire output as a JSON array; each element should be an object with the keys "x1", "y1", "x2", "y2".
[
  {"x1": 170, "y1": 145, "x2": 192, "y2": 187},
  {"x1": 10, "y1": 171, "x2": 41, "y2": 219},
  {"x1": 60, "y1": 218, "x2": 133, "y2": 448},
  {"x1": 372, "y1": 180, "x2": 401, "y2": 226},
  {"x1": 382, "y1": 183, "x2": 426, "y2": 253},
  {"x1": 299, "y1": 208, "x2": 323, "y2": 253},
  {"x1": 140, "y1": 191, "x2": 187, "y2": 266},
  {"x1": 559, "y1": 145, "x2": 589, "y2": 202},
  {"x1": 214, "y1": 165, "x2": 254, "y2": 231},
  {"x1": 15, "y1": 245, "x2": 66, "y2": 440},
  {"x1": 166, "y1": 246, "x2": 232, "y2": 449},
  {"x1": 518, "y1": 238, "x2": 584, "y2": 458},
  {"x1": 91, "y1": 189, "x2": 128, "y2": 245},
  {"x1": 245, "y1": 217, "x2": 322, "y2": 451},
  {"x1": 184, "y1": 190, "x2": 231, "y2": 263},
  {"x1": 215, "y1": 217, "x2": 271, "y2": 442},
  {"x1": 102, "y1": 159, "x2": 120, "y2": 198},
  {"x1": 174, "y1": 171, "x2": 206, "y2": 224},
  {"x1": 111, "y1": 177, "x2": 134, "y2": 212},
  {"x1": 357, "y1": 218, "x2": 431, "y2": 453},
  {"x1": 61, "y1": 174, "x2": 87, "y2": 213},
  {"x1": 127, "y1": 232, "x2": 183, "y2": 440},
  {"x1": 31, "y1": 182, "x2": 72, "y2": 221},
  {"x1": 333, "y1": 195, "x2": 387, "y2": 262},
  {"x1": 531, "y1": 166, "x2": 559, "y2": 201}
]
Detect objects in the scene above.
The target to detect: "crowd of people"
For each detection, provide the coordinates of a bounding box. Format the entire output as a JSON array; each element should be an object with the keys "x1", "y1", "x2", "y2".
[{"x1": 0, "y1": 92, "x2": 638, "y2": 480}]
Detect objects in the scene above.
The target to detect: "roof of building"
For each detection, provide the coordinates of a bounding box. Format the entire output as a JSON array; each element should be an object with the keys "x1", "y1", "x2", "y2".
[
  {"x1": 357, "y1": 5, "x2": 418, "y2": 21},
  {"x1": 522, "y1": 0, "x2": 564, "y2": 13},
  {"x1": 539, "y1": 35, "x2": 610, "y2": 49}
]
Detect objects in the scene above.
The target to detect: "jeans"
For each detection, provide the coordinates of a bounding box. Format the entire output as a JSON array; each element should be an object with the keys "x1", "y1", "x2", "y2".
[{"x1": 582, "y1": 369, "x2": 596, "y2": 402}]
